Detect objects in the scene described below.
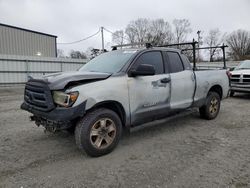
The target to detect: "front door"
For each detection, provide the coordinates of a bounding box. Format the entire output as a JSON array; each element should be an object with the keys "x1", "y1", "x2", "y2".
[{"x1": 127, "y1": 51, "x2": 171, "y2": 126}]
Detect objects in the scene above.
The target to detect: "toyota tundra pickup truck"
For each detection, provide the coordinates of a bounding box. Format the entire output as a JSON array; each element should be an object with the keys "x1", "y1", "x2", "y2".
[{"x1": 21, "y1": 46, "x2": 230, "y2": 157}]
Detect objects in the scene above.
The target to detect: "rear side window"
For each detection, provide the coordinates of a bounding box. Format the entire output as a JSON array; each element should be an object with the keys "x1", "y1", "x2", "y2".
[
  {"x1": 166, "y1": 52, "x2": 184, "y2": 73},
  {"x1": 134, "y1": 51, "x2": 164, "y2": 74},
  {"x1": 181, "y1": 54, "x2": 192, "y2": 70}
]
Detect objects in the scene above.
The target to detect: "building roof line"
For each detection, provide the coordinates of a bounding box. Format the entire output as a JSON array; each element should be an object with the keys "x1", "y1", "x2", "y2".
[{"x1": 0, "y1": 23, "x2": 57, "y2": 38}]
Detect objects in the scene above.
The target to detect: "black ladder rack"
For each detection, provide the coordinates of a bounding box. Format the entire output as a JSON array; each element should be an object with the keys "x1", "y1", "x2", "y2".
[{"x1": 111, "y1": 40, "x2": 228, "y2": 70}]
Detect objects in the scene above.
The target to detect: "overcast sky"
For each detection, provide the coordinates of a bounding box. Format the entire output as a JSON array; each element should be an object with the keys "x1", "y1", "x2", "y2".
[{"x1": 0, "y1": 0, "x2": 250, "y2": 54}]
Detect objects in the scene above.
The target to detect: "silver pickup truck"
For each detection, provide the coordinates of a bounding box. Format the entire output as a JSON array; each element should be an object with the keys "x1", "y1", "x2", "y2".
[{"x1": 21, "y1": 47, "x2": 229, "y2": 157}]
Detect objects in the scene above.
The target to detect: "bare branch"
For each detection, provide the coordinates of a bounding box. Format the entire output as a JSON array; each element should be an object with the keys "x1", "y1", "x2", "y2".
[
  {"x1": 226, "y1": 30, "x2": 250, "y2": 60},
  {"x1": 172, "y1": 19, "x2": 192, "y2": 44}
]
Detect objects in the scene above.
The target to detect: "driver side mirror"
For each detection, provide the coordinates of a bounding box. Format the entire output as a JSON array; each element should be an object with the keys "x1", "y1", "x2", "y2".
[{"x1": 128, "y1": 64, "x2": 155, "y2": 77}]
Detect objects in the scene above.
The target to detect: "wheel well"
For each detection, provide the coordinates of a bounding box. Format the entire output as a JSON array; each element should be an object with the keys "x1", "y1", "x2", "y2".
[
  {"x1": 90, "y1": 101, "x2": 126, "y2": 127},
  {"x1": 209, "y1": 85, "x2": 223, "y2": 99}
]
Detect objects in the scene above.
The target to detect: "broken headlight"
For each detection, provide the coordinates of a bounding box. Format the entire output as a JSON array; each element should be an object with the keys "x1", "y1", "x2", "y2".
[{"x1": 52, "y1": 91, "x2": 79, "y2": 107}]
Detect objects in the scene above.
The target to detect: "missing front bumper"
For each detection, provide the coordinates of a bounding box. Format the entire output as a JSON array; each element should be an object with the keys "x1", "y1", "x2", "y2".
[{"x1": 21, "y1": 101, "x2": 87, "y2": 130}]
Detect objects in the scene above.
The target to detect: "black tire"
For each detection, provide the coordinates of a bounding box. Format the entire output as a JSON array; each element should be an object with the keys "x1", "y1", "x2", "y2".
[
  {"x1": 75, "y1": 108, "x2": 122, "y2": 157},
  {"x1": 230, "y1": 91, "x2": 235, "y2": 97},
  {"x1": 199, "y1": 91, "x2": 221, "y2": 120}
]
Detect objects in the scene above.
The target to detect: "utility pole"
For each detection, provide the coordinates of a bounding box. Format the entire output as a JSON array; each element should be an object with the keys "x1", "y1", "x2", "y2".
[
  {"x1": 101, "y1": 26, "x2": 104, "y2": 52},
  {"x1": 197, "y1": 30, "x2": 201, "y2": 63}
]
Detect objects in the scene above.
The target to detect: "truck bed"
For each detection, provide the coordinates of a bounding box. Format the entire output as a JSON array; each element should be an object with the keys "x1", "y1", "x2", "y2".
[{"x1": 194, "y1": 69, "x2": 229, "y2": 103}]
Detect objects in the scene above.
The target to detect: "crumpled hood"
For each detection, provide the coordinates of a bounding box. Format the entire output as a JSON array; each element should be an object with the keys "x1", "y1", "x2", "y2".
[
  {"x1": 34, "y1": 71, "x2": 111, "y2": 90},
  {"x1": 231, "y1": 69, "x2": 250, "y2": 75}
]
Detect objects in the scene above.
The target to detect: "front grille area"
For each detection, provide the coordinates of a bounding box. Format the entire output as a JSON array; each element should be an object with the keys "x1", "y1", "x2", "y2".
[
  {"x1": 24, "y1": 80, "x2": 55, "y2": 112},
  {"x1": 230, "y1": 74, "x2": 250, "y2": 85}
]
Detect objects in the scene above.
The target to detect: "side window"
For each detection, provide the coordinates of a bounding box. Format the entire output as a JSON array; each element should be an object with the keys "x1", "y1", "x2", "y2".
[
  {"x1": 181, "y1": 54, "x2": 192, "y2": 70},
  {"x1": 135, "y1": 51, "x2": 164, "y2": 74},
  {"x1": 166, "y1": 52, "x2": 184, "y2": 73}
]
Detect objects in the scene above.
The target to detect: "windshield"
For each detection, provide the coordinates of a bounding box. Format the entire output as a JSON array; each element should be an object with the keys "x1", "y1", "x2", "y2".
[
  {"x1": 235, "y1": 60, "x2": 250, "y2": 70},
  {"x1": 79, "y1": 50, "x2": 137, "y2": 73}
]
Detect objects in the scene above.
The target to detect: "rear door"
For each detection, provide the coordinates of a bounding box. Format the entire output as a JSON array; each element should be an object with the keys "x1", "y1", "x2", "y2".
[
  {"x1": 163, "y1": 51, "x2": 195, "y2": 109},
  {"x1": 127, "y1": 51, "x2": 171, "y2": 126}
]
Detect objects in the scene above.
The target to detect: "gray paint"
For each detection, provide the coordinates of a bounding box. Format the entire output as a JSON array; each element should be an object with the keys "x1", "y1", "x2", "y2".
[
  {"x1": 41, "y1": 71, "x2": 111, "y2": 90},
  {"x1": 127, "y1": 74, "x2": 171, "y2": 125},
  {"x1": 170, "y1": 70, "x2": 195, "y2": 109},
  {"x1": 0, "y1": 23, "x2": 57, "y2": 57},
  {"x1": 67, "y1": 49, "x2": 229, "y2": 127},
  {"x1": 68, "y1": 68, "x2": 229, "y2": 127}
]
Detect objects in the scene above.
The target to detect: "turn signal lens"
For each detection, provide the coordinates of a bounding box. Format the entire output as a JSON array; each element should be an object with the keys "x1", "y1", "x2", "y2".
[
  {"x1": 53, "y1": 91, "x2": 79, "y2": 107},
  {"x1": 69, "y1": 92, "x2": 79, "y2": 103}
]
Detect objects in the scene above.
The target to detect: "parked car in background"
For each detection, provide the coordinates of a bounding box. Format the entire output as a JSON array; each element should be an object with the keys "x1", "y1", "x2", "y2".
[{"x1": 230, "y1": 60, "x2": 250, "y2": 96}]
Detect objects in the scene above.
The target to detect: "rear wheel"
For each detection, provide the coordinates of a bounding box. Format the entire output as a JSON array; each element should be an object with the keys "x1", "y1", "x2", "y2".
[
  {"x1": 75, "y1": 108, "x2": 122, "y2": 157},
  {"x1": 199, "y1": 91, "x2": 221, "y2": 120}
]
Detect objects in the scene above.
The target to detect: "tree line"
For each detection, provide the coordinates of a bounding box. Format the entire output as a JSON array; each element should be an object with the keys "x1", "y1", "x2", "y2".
[
  {"x1": 112, "y1": 18, "x2": 250, "y2": 61},
  {"x1": 57, "y1": 18, "x2": 250, "y2": 61}
]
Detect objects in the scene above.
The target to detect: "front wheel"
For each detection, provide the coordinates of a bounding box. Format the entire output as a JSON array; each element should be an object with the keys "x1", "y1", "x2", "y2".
[
  {"x1": 75, "y1": 108, "x2": 122, "y2": 157},
  {"x1": 199, "y1": 91, "x2": 221, "y2": 120}
]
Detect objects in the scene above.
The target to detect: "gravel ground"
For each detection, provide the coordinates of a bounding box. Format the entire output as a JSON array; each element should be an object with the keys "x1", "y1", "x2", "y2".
[{"x1": 0, "y1": 88, "x2": 250, "y2": 188}]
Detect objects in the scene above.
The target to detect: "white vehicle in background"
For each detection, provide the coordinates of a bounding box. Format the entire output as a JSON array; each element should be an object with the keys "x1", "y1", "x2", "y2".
[{"x1": 230, "y1": 60, "x2": 250, "y2": 96}]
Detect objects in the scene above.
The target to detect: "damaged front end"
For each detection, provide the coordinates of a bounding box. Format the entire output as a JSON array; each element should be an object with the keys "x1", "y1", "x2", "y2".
[
  {"x1": 30, "y1": 115, "x2": 72, "y2": 133},
  {"x1": 21, "y1": 77, "x2": 92, "y2": 132},
  {"x1": 21, "y1": 71, "x2": 111, "y2": 131}
]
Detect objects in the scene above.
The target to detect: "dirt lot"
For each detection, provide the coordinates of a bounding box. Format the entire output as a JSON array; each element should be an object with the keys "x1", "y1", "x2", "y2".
[{"x1": 0, "y1": 87, "x2": 249, "y2": 188}]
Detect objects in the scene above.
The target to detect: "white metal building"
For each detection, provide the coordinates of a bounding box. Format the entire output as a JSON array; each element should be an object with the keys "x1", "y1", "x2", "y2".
[{"x1": 0, "y1": 23, "x2": 57, "y2": 57}]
